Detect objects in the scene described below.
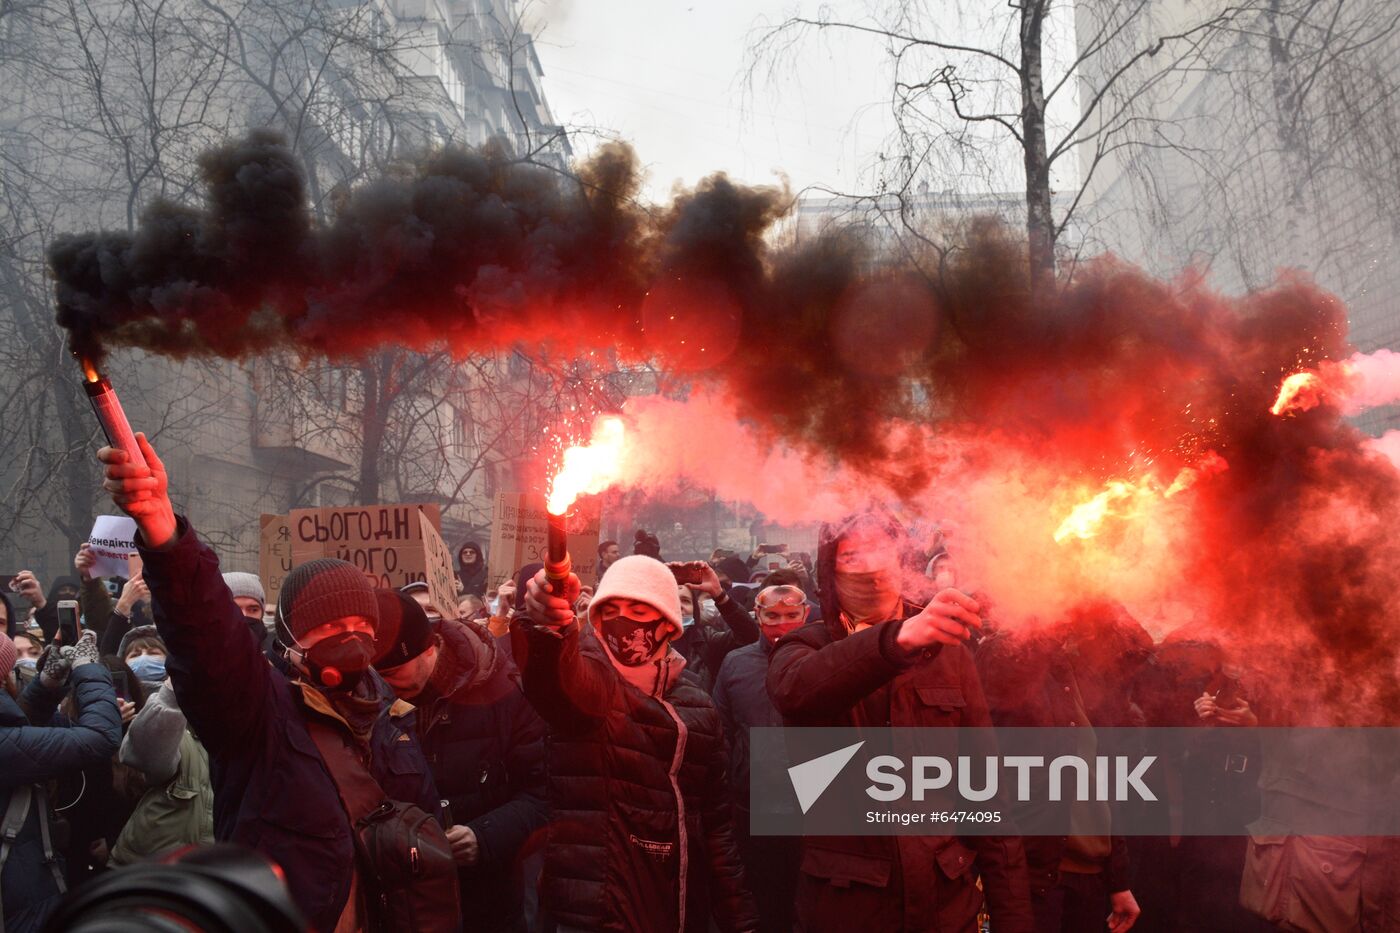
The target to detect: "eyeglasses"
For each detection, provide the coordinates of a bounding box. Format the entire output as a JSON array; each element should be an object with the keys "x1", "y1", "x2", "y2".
[{"x1": 756, "y1": 585, "x2": 806, "y2": 609}]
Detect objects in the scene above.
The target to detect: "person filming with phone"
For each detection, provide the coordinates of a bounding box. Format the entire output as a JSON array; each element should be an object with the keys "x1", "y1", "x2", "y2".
[
  {"x1": 668, "y1": 561, "x2": 758, "y2": 693},
  {"x1": 1, "y1": 628, "x2": 122, "y2": 933}
]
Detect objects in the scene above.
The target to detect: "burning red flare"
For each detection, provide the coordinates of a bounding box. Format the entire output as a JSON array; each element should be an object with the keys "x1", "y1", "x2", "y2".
[
  {"x1": 546, "y1": 417, "x2": 627, "y2": 515},
  {"x1": 74, "y1": 353, "x2": 147, "y2": 469},
  {"x1": 1054, "y1": 453, "x2": 1228, "y2": 544},
  {"x1": 1271, "y1": 370, "x2": 1328, "y2": 416}
]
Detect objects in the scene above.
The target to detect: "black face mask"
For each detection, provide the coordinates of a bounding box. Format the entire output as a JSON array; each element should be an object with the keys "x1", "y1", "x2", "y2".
[
  {"x1": 599, "y1": 617, "x2": 664, "y2": 666},
  {"x1": 302, "y1": 631, "x2": 374, "y2": 691}
]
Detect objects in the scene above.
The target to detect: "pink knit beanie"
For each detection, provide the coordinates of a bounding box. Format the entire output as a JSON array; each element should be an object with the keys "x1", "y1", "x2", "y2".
[{"x1": 588, "y1": 556, "x2": 683, "y2": 641}]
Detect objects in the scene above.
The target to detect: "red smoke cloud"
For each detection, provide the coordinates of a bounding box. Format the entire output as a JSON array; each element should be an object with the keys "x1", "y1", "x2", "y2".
[{"x1": 49, "y1": 133, "x2": 1400, "y2": 721}]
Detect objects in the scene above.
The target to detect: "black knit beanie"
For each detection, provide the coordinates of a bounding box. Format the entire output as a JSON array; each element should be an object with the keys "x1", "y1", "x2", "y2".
[
  {"x1": 373, "y1": 589, "x2": 433, "y2": 669},
  {"x1": 276, "y1": 559, "x2": 378, "y2": 645}
]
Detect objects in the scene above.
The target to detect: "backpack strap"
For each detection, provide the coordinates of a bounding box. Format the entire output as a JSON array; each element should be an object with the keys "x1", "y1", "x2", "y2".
[
  {"x1": 304, "y1": 719, "x2": 390, "y2": 827},
  {"x1": 0, "y1": 786, "x2": 40, "y2": 933},
  {"x1": 31, "y1": 786, "x2": 66, "y2": 897}
]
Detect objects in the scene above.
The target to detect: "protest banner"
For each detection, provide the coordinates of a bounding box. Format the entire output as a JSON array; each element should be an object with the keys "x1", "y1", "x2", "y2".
[
  {"x1": 259, "y1": 514, "x2": 293, "y2": 610},
  {"x1": 88, "y1": 515, "x2": 138, "y2": 578},
  {"x1": 419, "y1": 508, "x2": 460, "y2": 619},
  {"x1": 286, "y1": 503, "x2": 443, "y2": 592},
  {"x1": 487, "y1": 494, "x2": 602, "y2": 590}
]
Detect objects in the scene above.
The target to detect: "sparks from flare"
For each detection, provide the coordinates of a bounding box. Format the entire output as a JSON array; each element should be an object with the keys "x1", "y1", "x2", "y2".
[
  {"x1": 1054, "y1": 452, "x2": 1228, "y2": 543},
  {"x1": 546, "y1": 416, "x2": 627, "y2": 515},
  {"x1": 1271, "y1": 370, "x2": 1325, "y2": 416}
]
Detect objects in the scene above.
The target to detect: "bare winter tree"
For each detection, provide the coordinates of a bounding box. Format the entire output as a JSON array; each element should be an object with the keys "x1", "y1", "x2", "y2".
[
  {"x1": 0, "y1": 0, "x2": 576, "y2": 572},
  {"x1": 1100, "y1": 1, "x2": 1400, "y2": 294},
  {"x1": 747, "y1": 1, "x2": 1255, "y2": 293}
]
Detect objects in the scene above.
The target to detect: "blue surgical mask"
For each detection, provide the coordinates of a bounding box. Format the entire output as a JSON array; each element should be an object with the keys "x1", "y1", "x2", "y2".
[
  {"x1": 14, "y1": 657, "x2": 36, "y2": 671},
  {"x1": 128, "y1": 655, "x2": 167, "y2": 683},
  {"x1": 681, "y1": 613, "x2": 695, "y2": 629}
]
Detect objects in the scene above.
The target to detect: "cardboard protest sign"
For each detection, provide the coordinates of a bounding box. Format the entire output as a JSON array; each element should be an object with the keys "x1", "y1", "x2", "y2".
[
  {"x1": 419, "y1": 508, "x2": 460, "y2": 619},
  {"x1": 259, "y1": 514, "x2": 293, "y2": 610},
  {"x1": 88, "y1": 515, "x2": 138, "y2": 578},
  {"x1": 487, "y1": 494, "x2": 602, "y2": 590},
  {"x1": 286, "y1": 503, "x2": 443, "y2": 591}
]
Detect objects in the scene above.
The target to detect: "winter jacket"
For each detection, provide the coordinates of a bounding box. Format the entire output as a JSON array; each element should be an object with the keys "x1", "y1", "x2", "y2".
[
  {"x1": 673, "y1": 593, "x2": 759, "y2": 693},
  {"x1": 768, "y1": 619, "x2": 1034, "y2": 932},
  {"x1": 0, "y1": 665, "x2": 121, "y2": 933},
  {"x1": 413, "y1": 619, "x2": 548, "y2": 930},
  {"x1": 457, "y1": 540, "x2": 489, "y2": 598},
  {"x1": 973, "y1": 629, "x2": 1131, "y2": 898},
  {"x1": 111, "y1": 682, "x2": 214, "y2": 865},
  {"x1": 138, "y1": 518, "x2": 441, "y2": 933},
  {"x1": 712, "y1": 636, "x2": 784, "y2": 814},
  {"x1": 513, "y1": 618, "x2": 759, "y2": 933}
]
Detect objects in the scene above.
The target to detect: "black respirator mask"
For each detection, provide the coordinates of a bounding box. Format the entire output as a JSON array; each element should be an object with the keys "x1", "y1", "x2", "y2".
[{"x1": 276, "y1": 606, "x2": 374, "y2": 691}]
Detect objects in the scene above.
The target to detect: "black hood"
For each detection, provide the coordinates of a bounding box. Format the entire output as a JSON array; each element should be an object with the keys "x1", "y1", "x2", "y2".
[
  {"x1": 48, "y1": 575, "x2": 81, "y2": 603},
  {"x1": 457, "y1": 539, "x2": 488, "y2": 595},
  {"x1": 815, "y1": 508, "x2": 910, "y2": 641}
]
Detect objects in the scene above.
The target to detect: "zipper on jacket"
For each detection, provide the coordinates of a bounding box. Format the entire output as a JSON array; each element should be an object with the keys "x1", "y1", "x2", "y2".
[{"x1": 656, "y1": 662, "x2": 690, "y2": 933}]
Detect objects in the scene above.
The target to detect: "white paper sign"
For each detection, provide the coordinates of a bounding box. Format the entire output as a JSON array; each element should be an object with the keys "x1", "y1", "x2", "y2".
[{"x1": 88, "y1": 515, "x2": 139, "y2": 579}]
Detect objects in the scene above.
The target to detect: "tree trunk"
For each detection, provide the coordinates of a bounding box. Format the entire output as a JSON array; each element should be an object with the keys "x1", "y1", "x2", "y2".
[
  {"x1": 54, "y1": 373, "x2": 97, "y2": 558},
  {"x1": 1020, "y1": 0, "x2": 1055, "y2": 295},
  {"x1": 357, "y1": 358, "x2": 385, "y2": 503}
]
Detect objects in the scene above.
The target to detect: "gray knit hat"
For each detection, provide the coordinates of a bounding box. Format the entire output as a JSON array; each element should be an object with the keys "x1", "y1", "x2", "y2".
[
  {"x1": 275, "y1": 559, "x2": 379, "y2": 645},
  {"x1": 118, "y1": 624, "x2": 163, "y2": 659},
  {"x1": 223, "y1": 572, "x2": 266, "y2": 608}
]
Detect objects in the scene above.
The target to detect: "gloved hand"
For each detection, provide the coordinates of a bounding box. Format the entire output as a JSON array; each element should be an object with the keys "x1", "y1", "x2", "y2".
[
  {"x1": 38, "y1": 644, "x2": 73, "y2": 690},
  {"x1": 64, "y1": 630, "x2": 102, "y2": 669}
]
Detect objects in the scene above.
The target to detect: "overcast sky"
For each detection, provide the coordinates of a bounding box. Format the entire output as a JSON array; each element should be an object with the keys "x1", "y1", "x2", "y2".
[
  {"x1": 533, "y1": 1, "x2": 909, "y2": 202},
  {"x1": 531, "y1": 0, "x2": 1079, "y2": 204}
]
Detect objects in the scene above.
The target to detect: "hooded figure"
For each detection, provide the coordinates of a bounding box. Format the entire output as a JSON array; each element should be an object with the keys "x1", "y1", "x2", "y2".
[
  {"x1": 767, "y1": 512, "x2": 1034, "y2": 933},
  {"x1": 456, "y1": 540, "x2": 488, "y2": 598},
  {"x1": 30, "y1": 576, "x2": 82, "y2": 644},
  {"x1": 514, "y1": 555, "x2": 758, "y2": 933}
]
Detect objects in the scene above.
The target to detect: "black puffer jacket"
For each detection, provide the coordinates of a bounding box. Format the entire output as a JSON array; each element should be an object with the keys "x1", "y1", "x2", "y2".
[
  {"x1": 513, "y1": 618, "x2": 757, "y2": 933},
  {"x1": 414, "y1": 619, "x2": 547, "y2": 931}
]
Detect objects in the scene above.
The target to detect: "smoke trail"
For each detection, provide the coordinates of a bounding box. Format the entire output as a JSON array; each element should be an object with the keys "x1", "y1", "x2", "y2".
[{"x1": 48, "y1": 131, "x2": 1400, "y2": 720}]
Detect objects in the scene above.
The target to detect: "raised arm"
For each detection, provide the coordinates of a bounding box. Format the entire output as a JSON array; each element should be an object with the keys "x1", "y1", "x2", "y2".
[
  {"x1": 711, "y1": 589, "x2": 760, "y2": 649},
  {"x1": 119, "y1": 681, "x2": 187, "y2": 785},
  {"x1": 3, "y1": 662, "x2": 121, "y2": 786},
  {"x1": 99, "y1": 434, "x2": 272, "y2": 758},
  {"x1": 513, "y1": 619, "x2": 618, "y2": 731},
  {"x1": 767, "y1": 622, "x2": 912, "y2": 723}
]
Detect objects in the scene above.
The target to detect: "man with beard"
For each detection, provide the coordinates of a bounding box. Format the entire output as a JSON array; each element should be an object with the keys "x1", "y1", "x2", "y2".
[
  {"x1": 96, "y1": 434, "x2": 449, "y2": 933},
  {"x1": 767, "y1": 512, "x2": 1034, "y2": 933},
  {"x1": 374, "y1": 589, "x2": 548, "y2": 931},
  {"x1": 518, "y1": 555, "x2": 758, "y2": 932}
]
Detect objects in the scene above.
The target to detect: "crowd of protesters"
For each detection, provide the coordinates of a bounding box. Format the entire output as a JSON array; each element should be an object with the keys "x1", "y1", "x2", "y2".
[{"x1": 0, "y1": 430, "x2": 1377, "y2": 932}]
